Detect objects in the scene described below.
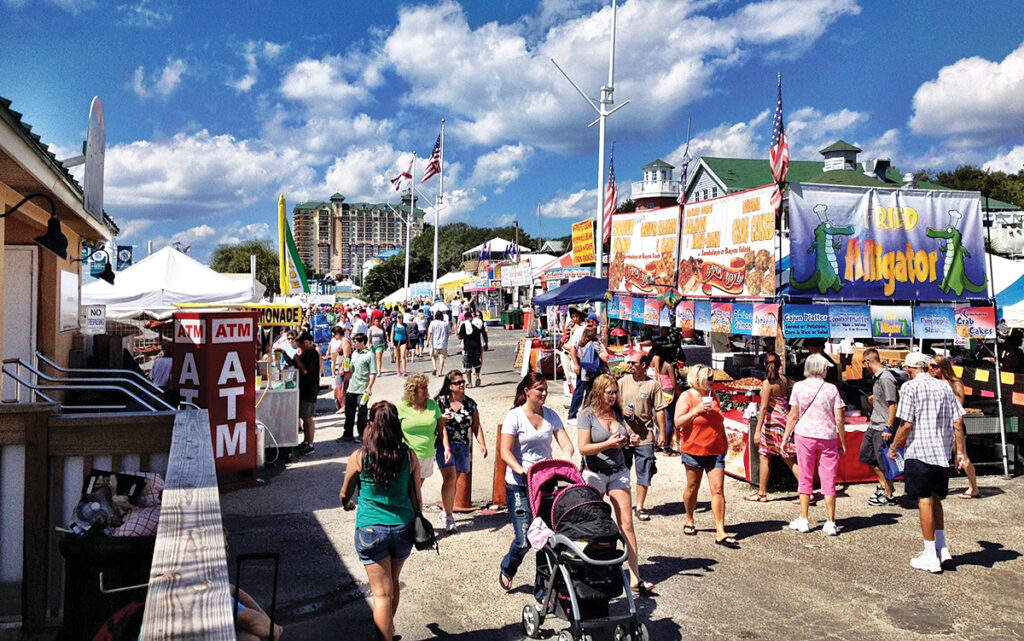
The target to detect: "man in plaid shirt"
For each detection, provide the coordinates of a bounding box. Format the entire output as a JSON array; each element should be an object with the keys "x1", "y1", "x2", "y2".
[{"x1": 890, "y1": 352, "x2": 969, "y2": 573}]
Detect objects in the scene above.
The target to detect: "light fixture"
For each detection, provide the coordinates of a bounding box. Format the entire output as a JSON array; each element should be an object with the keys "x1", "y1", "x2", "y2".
[
  {"x1": 0, "y1": 192, "x2": 69, "y2": 259},
  {"x1": 73, "y1": 246, "x2": 115, "y2": 285}
]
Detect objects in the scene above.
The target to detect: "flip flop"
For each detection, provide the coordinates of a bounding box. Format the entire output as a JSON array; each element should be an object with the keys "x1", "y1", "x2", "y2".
[
  {"x1": 499, "y1": 570, "x2": 513, "y2": 592},
  {"x1": 635, "y1": 507, "x2": 651, "y2": 521},
  {"x1": 958, "y1": 491, "x2": 981, "y2": 499},
  {"x1": 744, "y1": 493, "x2": 768, "y2": 502},
  {"x1": 715, "y1": 536, "x2": 740, "y2": 548},
  {"x1": 683, "y1": 523, "x2": 697, "y2": 536},
  {"x1": 631, "y1": 580, "x2": 657, "y2": 596}
]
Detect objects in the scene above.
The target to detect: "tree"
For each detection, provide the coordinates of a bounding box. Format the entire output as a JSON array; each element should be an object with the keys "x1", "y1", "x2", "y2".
[
  {"x1": 917, "y1": 165, "x2": 1024, "y2": 208},
  {"x1": 210, "y1": 240, "x2": 280, "y2": 296}
]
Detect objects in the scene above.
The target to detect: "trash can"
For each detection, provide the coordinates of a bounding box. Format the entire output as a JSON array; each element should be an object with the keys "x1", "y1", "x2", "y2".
[
  {"x1": 510, "y1": 309, "x2": 523, "y2": 329},
  {"x1": 500, "y1": 310, "x2": 512, "y2": 328},
  {"x1": 58, "y1": 534, "x2": 156, "y2": 641}
]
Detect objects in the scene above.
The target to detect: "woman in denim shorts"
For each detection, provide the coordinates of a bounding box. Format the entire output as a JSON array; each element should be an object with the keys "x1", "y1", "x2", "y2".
[
  {"x1": 577, "y1": 374, "x2": 654, "y2": 595},
  {"x1": 341, "y1": 401, "x2": 419, "y2": 641},
  {"x1": 434, "y1": 370, "x2": 488, "y2": 532}
]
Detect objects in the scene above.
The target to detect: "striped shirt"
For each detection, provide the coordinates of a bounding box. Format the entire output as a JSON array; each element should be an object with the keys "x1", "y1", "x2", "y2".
[{"x1": 896, "y1": 372, "x2": 965, "y2": 467}]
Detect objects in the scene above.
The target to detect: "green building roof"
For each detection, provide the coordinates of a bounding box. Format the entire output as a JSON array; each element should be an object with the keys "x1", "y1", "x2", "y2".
[
  {"x1": 819, "y1": 139, "x2": 861, "y2": 154},
  {"x1": 643, "y1": 158, "x2": 674, "y2": 169},
  {"x1": 294, "y1": 201, "x2": 324, "y2": 210},
  {"x1": 329, "y1": 192, "x2": 344, "y2": 201}
]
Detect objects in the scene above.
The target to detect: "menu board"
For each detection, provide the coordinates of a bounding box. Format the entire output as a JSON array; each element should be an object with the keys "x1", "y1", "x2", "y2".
[
  {"x1": 608, "y1": 206, "x2": 680, "y2": 295},
  {"x1": 571, "y1": 218, "x2": 595, "y2": 265},
  {"x1": 678, "y1": 184, "x2": 777, "y2": 297}
]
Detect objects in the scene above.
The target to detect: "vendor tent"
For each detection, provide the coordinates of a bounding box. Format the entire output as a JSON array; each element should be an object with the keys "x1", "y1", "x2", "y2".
[
  {"x1": 531, "y1": 277, "x2": 608, "y2": 306},
  {"x1": 81, "y1": 246, "x2": 259, "y2": 318}
]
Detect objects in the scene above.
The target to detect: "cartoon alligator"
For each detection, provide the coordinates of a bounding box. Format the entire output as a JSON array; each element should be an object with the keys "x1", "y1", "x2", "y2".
[
  {"x1": 926, "y1": 209, "x2": 987, "y2": 296},
  {"x1": 792, "y1": 204, "x2": 854, "y2": 294}
]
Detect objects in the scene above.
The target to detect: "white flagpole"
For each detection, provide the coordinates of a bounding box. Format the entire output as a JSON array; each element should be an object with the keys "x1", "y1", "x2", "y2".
[
  {"x1": 433, "y1": 119, "x2": 445, "y2": 299},
  {"x1": 405, "y1": 152, "x2": 416, "y2": 299}
]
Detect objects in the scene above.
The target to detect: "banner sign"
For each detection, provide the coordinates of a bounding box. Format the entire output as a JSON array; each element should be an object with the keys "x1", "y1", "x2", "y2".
[
  {"x1": 572, "y1": 218, "x2": 596, "y2": 265},
  {"x1": 710, "y1": 302, "x2": 733, "y2": 334},
  {"x1": 956, "y1": 306, "x2": 996, "y2": 339},
  {"x1": 81, "y1": 304, "x2": 106, "y2": 335},
  {"x1": 789, "y1": 184, "x2": 987, "y2": 301},
  {"x1": 678, "y1": 184, "x2": 777, "y2": 297},
  {"x1": 676, "y1": 301, "x2": 695, "y2": 330},
  {"x1": 659, "y1": 302, "x2": 671, "y2": 327},
  {"x1": 607, "y1": 295, "x2": 621, "y2": 319},
  {"x1": 695, "y1": 300, "x2": 712, "y2": 331},
  {"x1": 752, "y1": 303, "x2": 779, "y2": 337},
  {"x1": 250, "y1": 304, "x2": 304, "y2": 326},
  {"x1": 631, "y1": 297, "x2": 645, "y2": 323},
  {"x1": 116, "y1": 245, "x2": 133, "y2": 270},
  {"x1": 608, "y1": 206, "x2": 679, "y2": 296},
  {"x1": 542, "y1": 266, "x2": 591, "y2": 282},
  {"x1": 731, "y1": 303, "x2": 753, "y2": 336},
  {"x1": 913, "y1": 306, "x2": 956, "y2": 339},
  {"x1": 500, "y1": 264, "x2": 532, "y2": 287},
  {"x1": 619, "y1": 296, "x2": 632, "y2": 322},
  {"x1": 870, "y1": 305, "x2": 913, "y2": 339},
  {"x1": 312, "y1": 312, "x2": 331, "y2": 344},
  {"x1": 783, "y1": 304, "x2": 830, "y2": 338},
  {"x1": 644, "y1": 298, "x2": 660, "y2": 325},
  {"x1": 828, "y1": 304, "x2": 872, "y2": 338}
]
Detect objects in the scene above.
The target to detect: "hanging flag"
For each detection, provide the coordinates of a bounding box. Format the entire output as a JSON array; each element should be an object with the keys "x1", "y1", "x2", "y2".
[
  {"x1": 390, "y1": 158, "x2": 413, "y2": 191},
  {"x1": 480, "y1": 241, "x2": 489, "y2": 262},
  {"x1": 769, "y1": 74, "x2": 789, "y2": 212},
  {"x1": 278, "y1": 195, "x2": 309, "y2": 295},
  {"x1": 421, "y1": 133, "x2": 441, "y2": 183},
  {"x1": 677, "y1": 151, "x2": 692, "y2": 205},
  {"x1": 603, "y1": 149, "x2": 618, "y2": 243}
]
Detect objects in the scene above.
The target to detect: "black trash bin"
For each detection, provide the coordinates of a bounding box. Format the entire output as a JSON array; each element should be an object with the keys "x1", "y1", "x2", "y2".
[{"x1": 58, "y1": 534, "x2": 156, "y2": 641}]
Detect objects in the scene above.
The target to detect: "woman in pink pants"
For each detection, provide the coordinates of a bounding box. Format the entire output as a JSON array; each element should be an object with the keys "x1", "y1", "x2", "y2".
[{"x1": 782, "y1": 354, "x2": 846, "y2": 536}]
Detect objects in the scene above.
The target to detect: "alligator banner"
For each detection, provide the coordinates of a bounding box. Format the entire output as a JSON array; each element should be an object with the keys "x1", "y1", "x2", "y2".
[
  {"x1": 789, "y1": 184, "x2": 987, "y2": 301},
  {"x1": 678, "y1": 184, "x2": 777, "y2": 297},
  {"x1": 608, "y1": 206, "x2": 680, "y2": 296}
]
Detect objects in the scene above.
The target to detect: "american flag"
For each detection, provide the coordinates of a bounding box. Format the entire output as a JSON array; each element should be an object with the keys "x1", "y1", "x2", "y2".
[
  {"x1": 676, "y1": 150, "x2": 692, "y2": 205},
  {"x1": 769, "y1": 74, "x2": 789, "y2": 211},
  {"x1": 603, "y1": 149, "x2": 618, "y2": 242},
  {"x1": 421, "y1": 134, "x2": 441, "y2": 183},
  {"x1": 390, "y1": 158, "x2": 413, "y2": 191}
]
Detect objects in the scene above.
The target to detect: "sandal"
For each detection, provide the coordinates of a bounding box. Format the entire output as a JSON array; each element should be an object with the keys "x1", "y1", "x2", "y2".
[
  {"x1": 744, "y1": 493, "x2": 768, "y2": 503},
  {"x1": 631, "y1": 580, "x2": 657, "y2": 596},
  {"x1": 635, "y1": 507, "x2": 651, "y2": 521},
  {"x1": 958, "y1": 491, "x2": 981, "y2": 499},
  {"x1": 499, "y1": 570, "x2": 513, "y2": 592},
  {"x1": 715, "y1": 536, "x2": 740, "y2": 548},
  {"x1": 683, "y1": 523, "x2": 697, "y2": 536}
]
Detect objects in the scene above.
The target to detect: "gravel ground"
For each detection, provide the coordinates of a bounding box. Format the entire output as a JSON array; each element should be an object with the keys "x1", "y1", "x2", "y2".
[{"x1": 220, "y1": 328, "x2": 1024, "y2": 641}]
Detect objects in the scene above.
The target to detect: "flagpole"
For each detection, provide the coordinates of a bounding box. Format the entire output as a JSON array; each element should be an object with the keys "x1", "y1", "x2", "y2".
[
  {"x1": 433, "y1": 119, "x2": 445, "y2": 299},
  {"x1": 406, "y1": 152, "x2": 415, "y2": 300},
  {"x1": 672, "y1": 116, "x2": 691, "y2": 294}
]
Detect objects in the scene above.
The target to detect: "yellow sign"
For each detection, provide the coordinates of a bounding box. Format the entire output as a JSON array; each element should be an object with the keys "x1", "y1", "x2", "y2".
[
  {"x1": 250, "y1": 305, "x2": 304, "y2": 326},
  {"x1": 572, "y1": 218, "x2": 596, "y2": 265}
]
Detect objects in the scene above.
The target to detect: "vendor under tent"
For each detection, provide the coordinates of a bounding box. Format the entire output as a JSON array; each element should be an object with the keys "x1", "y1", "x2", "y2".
[
  {"x1": 81, "y1": 246, "x2": 260, "y2": 319},
  {"x1": 531, "y1": 276, "x2": 608, "y2": 307}
]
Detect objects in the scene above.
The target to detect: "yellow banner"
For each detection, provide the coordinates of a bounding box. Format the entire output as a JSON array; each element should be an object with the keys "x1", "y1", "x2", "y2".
[
  {"x1": 249, "y1": 304, "x2": 304, "y2": 326},
  {"x1": 572, "y1": 218, "x2": 596, "y2": 265}
]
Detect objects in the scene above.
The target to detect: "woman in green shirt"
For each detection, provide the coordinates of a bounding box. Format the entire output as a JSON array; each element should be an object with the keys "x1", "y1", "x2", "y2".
[
  {"x1": 398, "y1": 373, "x2": 451, "y2": 489},
  {"x1": 341, "y1": 401, "x2": 420, "y2": 641}
]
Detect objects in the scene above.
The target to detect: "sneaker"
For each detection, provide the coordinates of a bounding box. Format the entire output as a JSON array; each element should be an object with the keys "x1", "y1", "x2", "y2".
[
  {"x1": 567, "y1": 417, "x2": 578, "y2": 427},
  {"x1": 873, "y1": 486, "x2": 886, "y2": 497},
  {"x1": 868, "y1": 493, "x2": 895, "y2": 506},
  {"x1": 437, "y1": 511, "x2": 448, "y2": 529},
  {"x1": 297, "y1": 442, "x2": 315, "y2": 456},
  {"x1": 822, "y1": 521, "x2": 839, "y2": 536},
  {"x1": 336, "y1": 435, "x2": 352, "y2": 443},
  {"x1": 788, "y1": 517, "x2": 810, "y2": 533},
  {"x1": 446, "y1": 516, "x2": 457, "y2": 532},
  {"x1": 939, "y1": 547, "x2": 953, "y2": 568},
  {"x1": 910, "y1": 552, "x2": 942, "y2": 573}
]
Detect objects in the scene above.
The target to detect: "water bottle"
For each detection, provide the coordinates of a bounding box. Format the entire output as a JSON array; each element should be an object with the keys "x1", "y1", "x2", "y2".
[{"x1": 360, "y1": 392, "x2": 370, "y2": 406}]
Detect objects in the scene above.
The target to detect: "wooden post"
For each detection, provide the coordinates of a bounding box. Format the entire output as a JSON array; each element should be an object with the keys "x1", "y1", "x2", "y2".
[
  {"x1": 21, "y1": 405, "x2": 54, "y2": 631},
  {"x1": 491, "y1": 423, "x2": 507, "y2": 507}
]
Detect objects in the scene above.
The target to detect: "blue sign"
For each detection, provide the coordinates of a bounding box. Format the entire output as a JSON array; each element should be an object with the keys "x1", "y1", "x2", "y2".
[
  {"x1": 789, "y1": 185, "x2": 987, "y2": 301},
  {"x1": 631, "y1": 298, "x2": 645, "y2": 323},
  {"x1": 828, "y1": 304, "x2": 872, "y2": 338},
  {"x1": 782, "y1": 304, "x2": 830, "y2": 338},
  {"x1": 870, "y1": 305, "x2": 913, "y2": 339},
  {"x1": 913, "y1": 306, "x2": 956, "y2": 339},
  {"x1": 312, "y1": 313, "x2": 331, "y2": 344},
  {"x1": 607, "y1": 296, "x2": 621, "y2": 319},
  {"x1": 731, "y1": 303, "x2": 753, "y2": 336},
  {"x1": 694, "y1": 300, "x2": 711, "y2": 332}
]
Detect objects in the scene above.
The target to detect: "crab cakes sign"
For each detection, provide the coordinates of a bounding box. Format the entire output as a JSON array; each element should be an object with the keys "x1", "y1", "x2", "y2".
[
  {"x1": 789, "y1": 184, "x2": 987, "y2": 301},
  {"x1": 608, "y1": 206, "x2": 680, "y2": 296},
  {"x1": 678, "y1": 184, "x2": 777, "y2": 298}
]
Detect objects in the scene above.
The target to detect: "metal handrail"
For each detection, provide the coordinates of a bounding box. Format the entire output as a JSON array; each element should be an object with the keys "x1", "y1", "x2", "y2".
[
  {"x1": 36, "y1": 351, "x2": 166, "y2": 397},
  {"x1": 17, "y1": 357, "x2": 174, "y2": 411},
  {"x1": 2, "y1": 360, "x2": 161, "y2": 412}
]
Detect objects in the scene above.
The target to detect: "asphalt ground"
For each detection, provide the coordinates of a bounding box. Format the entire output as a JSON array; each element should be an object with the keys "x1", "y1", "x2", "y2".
[{"x1": 219, "y1": 328, "x2": 1024, "y2": 641}]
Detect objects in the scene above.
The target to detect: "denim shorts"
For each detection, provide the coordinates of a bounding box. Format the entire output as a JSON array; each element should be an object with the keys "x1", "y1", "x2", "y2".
[
  {"x1": 436, "y1": 441, "x2": 472, "y2": 474},
  {"x1": 679, "y1": 452, "x2": 726, "y2": 471},
  {"x1": 583, "y1": 467, "x2": 631, "y2": 493},
  {"x1": 354, "y1": 523, "x2": 413, "y2": 565},
  {"x1": 623, "y1": 444, "x2": 658, "y2": 486}
]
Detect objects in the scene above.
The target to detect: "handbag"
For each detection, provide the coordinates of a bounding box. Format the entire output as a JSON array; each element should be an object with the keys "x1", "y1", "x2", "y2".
[
  {"x1": 880, "y1": 442, "x2": 905, "y2": 480},
  {"x1": 407, "y1": 451, "x2": 439, "y2": 554}
]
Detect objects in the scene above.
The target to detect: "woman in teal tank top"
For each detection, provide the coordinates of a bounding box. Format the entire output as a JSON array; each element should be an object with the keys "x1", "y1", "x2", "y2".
[{"x1": 341, "y1": 401, "x2": 421, "y2": 641}]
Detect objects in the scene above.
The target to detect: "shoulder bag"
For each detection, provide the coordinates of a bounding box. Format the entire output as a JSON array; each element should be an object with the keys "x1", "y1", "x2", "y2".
[{"x1": 406, "y1": 450, "x2": 439, "y2": 554}]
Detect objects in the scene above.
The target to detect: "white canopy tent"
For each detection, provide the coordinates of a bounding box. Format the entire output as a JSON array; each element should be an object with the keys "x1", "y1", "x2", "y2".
[{"x1": 81, "y1": 246, "x2": 260, "y2": 319}]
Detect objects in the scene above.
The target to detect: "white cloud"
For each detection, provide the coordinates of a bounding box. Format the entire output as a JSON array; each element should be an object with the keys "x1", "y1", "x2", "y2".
[
  {"x1": 468, "y1": 143, "x2": 534, "y2": 191},
  {"x1": 787, "y1": 107, "x2": 869, "y2": 159},
  {"x1": 3, "y1": 0, "x2": 97, "y2": 12},
  {"x1": 117, "y1": 0, "x2": 172, "y2": 28},
  {"x1": 260, "y1": 107, "x2": 394, "y2": 159},
  {"x1": 667, "y1": 111, "x2": 770, "y2": 164},
  {"x1": 104, "y1": 129, "x2": 313, "y2": 216},
  {"x1": 129, "y1": 57, "x2": 187, "y2": 99},
  {"x1": 909, "y1": 41, "x2": 1024, "y2": 143},
  {"x1": 985, "y1": 146, "x2": 1024, "y2": 174},
  {"x1": 228, "y1": 40, "x2": 286, "y2": 92},
  {"x1": 279, "y1": 56, "x2": 372, "y2": 115},
  {"x1": 540, "y1": 187, "x2": 598, "y2": 219},
  {"x1": 115, "y1": 218, "x2": 155, "y2": 241},
  {"x1": 857, "y1": 128, "x2": 902, "y2": 163},
  {"x1": 217, "y1": 222, "x2": 274, "y2": 246}
]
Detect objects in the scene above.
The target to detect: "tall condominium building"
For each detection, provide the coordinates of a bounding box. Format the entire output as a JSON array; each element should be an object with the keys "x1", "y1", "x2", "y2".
[{"x1": 293, "y1": 193, "x2": 425, "y2": 278}]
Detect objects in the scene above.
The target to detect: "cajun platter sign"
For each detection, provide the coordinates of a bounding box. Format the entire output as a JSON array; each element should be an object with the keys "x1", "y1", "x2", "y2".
[
  {"x1": 789, "y1": 184, "x2": 987, "y2": 301},
  {"x1": 678, "y1": 184, "x2": 777, "y2": 297},
  {"x1": 608, "y1": 206, "x2": 680, "y2": 296}
]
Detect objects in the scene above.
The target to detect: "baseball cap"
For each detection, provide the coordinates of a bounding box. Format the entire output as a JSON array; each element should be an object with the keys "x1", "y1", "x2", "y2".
[
  {"x1": 904, "y1": 352, "x2": 929, "y2": 369},
  {"x1": 587, "y1": 312, "x2": 599, "y2": 322}
]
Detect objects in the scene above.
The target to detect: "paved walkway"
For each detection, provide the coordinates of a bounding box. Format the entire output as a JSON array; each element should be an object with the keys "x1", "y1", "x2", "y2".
[{"x1": 220, "y1": 329, "x2": 1024, "y2": 640}]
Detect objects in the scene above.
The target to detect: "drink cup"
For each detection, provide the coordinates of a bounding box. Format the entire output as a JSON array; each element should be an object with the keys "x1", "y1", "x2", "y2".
[{"x1": 702, "y1": 395, "x2": 713, "y2": 410}]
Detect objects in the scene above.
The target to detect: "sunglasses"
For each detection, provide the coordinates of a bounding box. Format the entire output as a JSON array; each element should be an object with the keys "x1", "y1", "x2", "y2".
[
  {"x1": 928, "y1": 362, "x2": 938, "y2": 368},
  {"x1": 451, "y1": 380, "x2": 466, "y2": 386}
]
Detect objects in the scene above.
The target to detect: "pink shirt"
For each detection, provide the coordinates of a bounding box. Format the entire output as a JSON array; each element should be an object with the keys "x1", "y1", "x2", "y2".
[{"x1": 789, "y1": 378, "x2": 843, "y2": 440}]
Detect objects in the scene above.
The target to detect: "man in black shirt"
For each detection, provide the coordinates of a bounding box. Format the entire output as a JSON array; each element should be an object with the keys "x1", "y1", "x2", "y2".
[{"x1": 294, "y1": 332, "x2": 322, "y2": 455}]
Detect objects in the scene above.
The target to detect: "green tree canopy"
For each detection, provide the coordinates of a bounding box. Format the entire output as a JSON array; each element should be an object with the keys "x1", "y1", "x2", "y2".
[
  {"x1": 916, "y1": 165, "x2": 1024, "y2": 208},
  {"x1": 209, "y1": 240, "x2": 280, "y2": 296}
]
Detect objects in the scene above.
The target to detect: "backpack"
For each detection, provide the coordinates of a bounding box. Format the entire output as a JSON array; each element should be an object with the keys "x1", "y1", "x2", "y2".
[{"x1": 579, "y1": 341, "x2": 601, "y2": 374}]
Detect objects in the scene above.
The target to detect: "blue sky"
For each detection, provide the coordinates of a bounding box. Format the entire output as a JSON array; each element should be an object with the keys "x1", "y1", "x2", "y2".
[{"x1": 3, "y1": 0, "x2": 1023, "y2": 263}]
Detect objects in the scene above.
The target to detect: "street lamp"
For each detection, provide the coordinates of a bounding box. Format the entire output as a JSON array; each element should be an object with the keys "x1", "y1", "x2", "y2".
[{"x1": 1, "y1": 192, "x2": 70, "y2": 259}]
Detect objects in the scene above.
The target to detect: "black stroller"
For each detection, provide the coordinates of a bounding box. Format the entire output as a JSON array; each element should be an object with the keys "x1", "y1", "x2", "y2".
[{"x1": 522, "y1": 460, "x2": 649, "y2": 641}]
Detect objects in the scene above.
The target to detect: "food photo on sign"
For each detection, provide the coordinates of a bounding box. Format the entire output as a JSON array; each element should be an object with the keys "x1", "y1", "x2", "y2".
[
  {"x1": 678, "y1": 184, "x2": 777, "y2": 297},
  {"x1": 608, "y1": 206, "x2": 679, "y2": 295}
]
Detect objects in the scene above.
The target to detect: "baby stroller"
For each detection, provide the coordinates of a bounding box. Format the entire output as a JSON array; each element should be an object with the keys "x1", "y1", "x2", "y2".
[{"x1": 522, "y1": 460, "x2": 649, "y2": 641}]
